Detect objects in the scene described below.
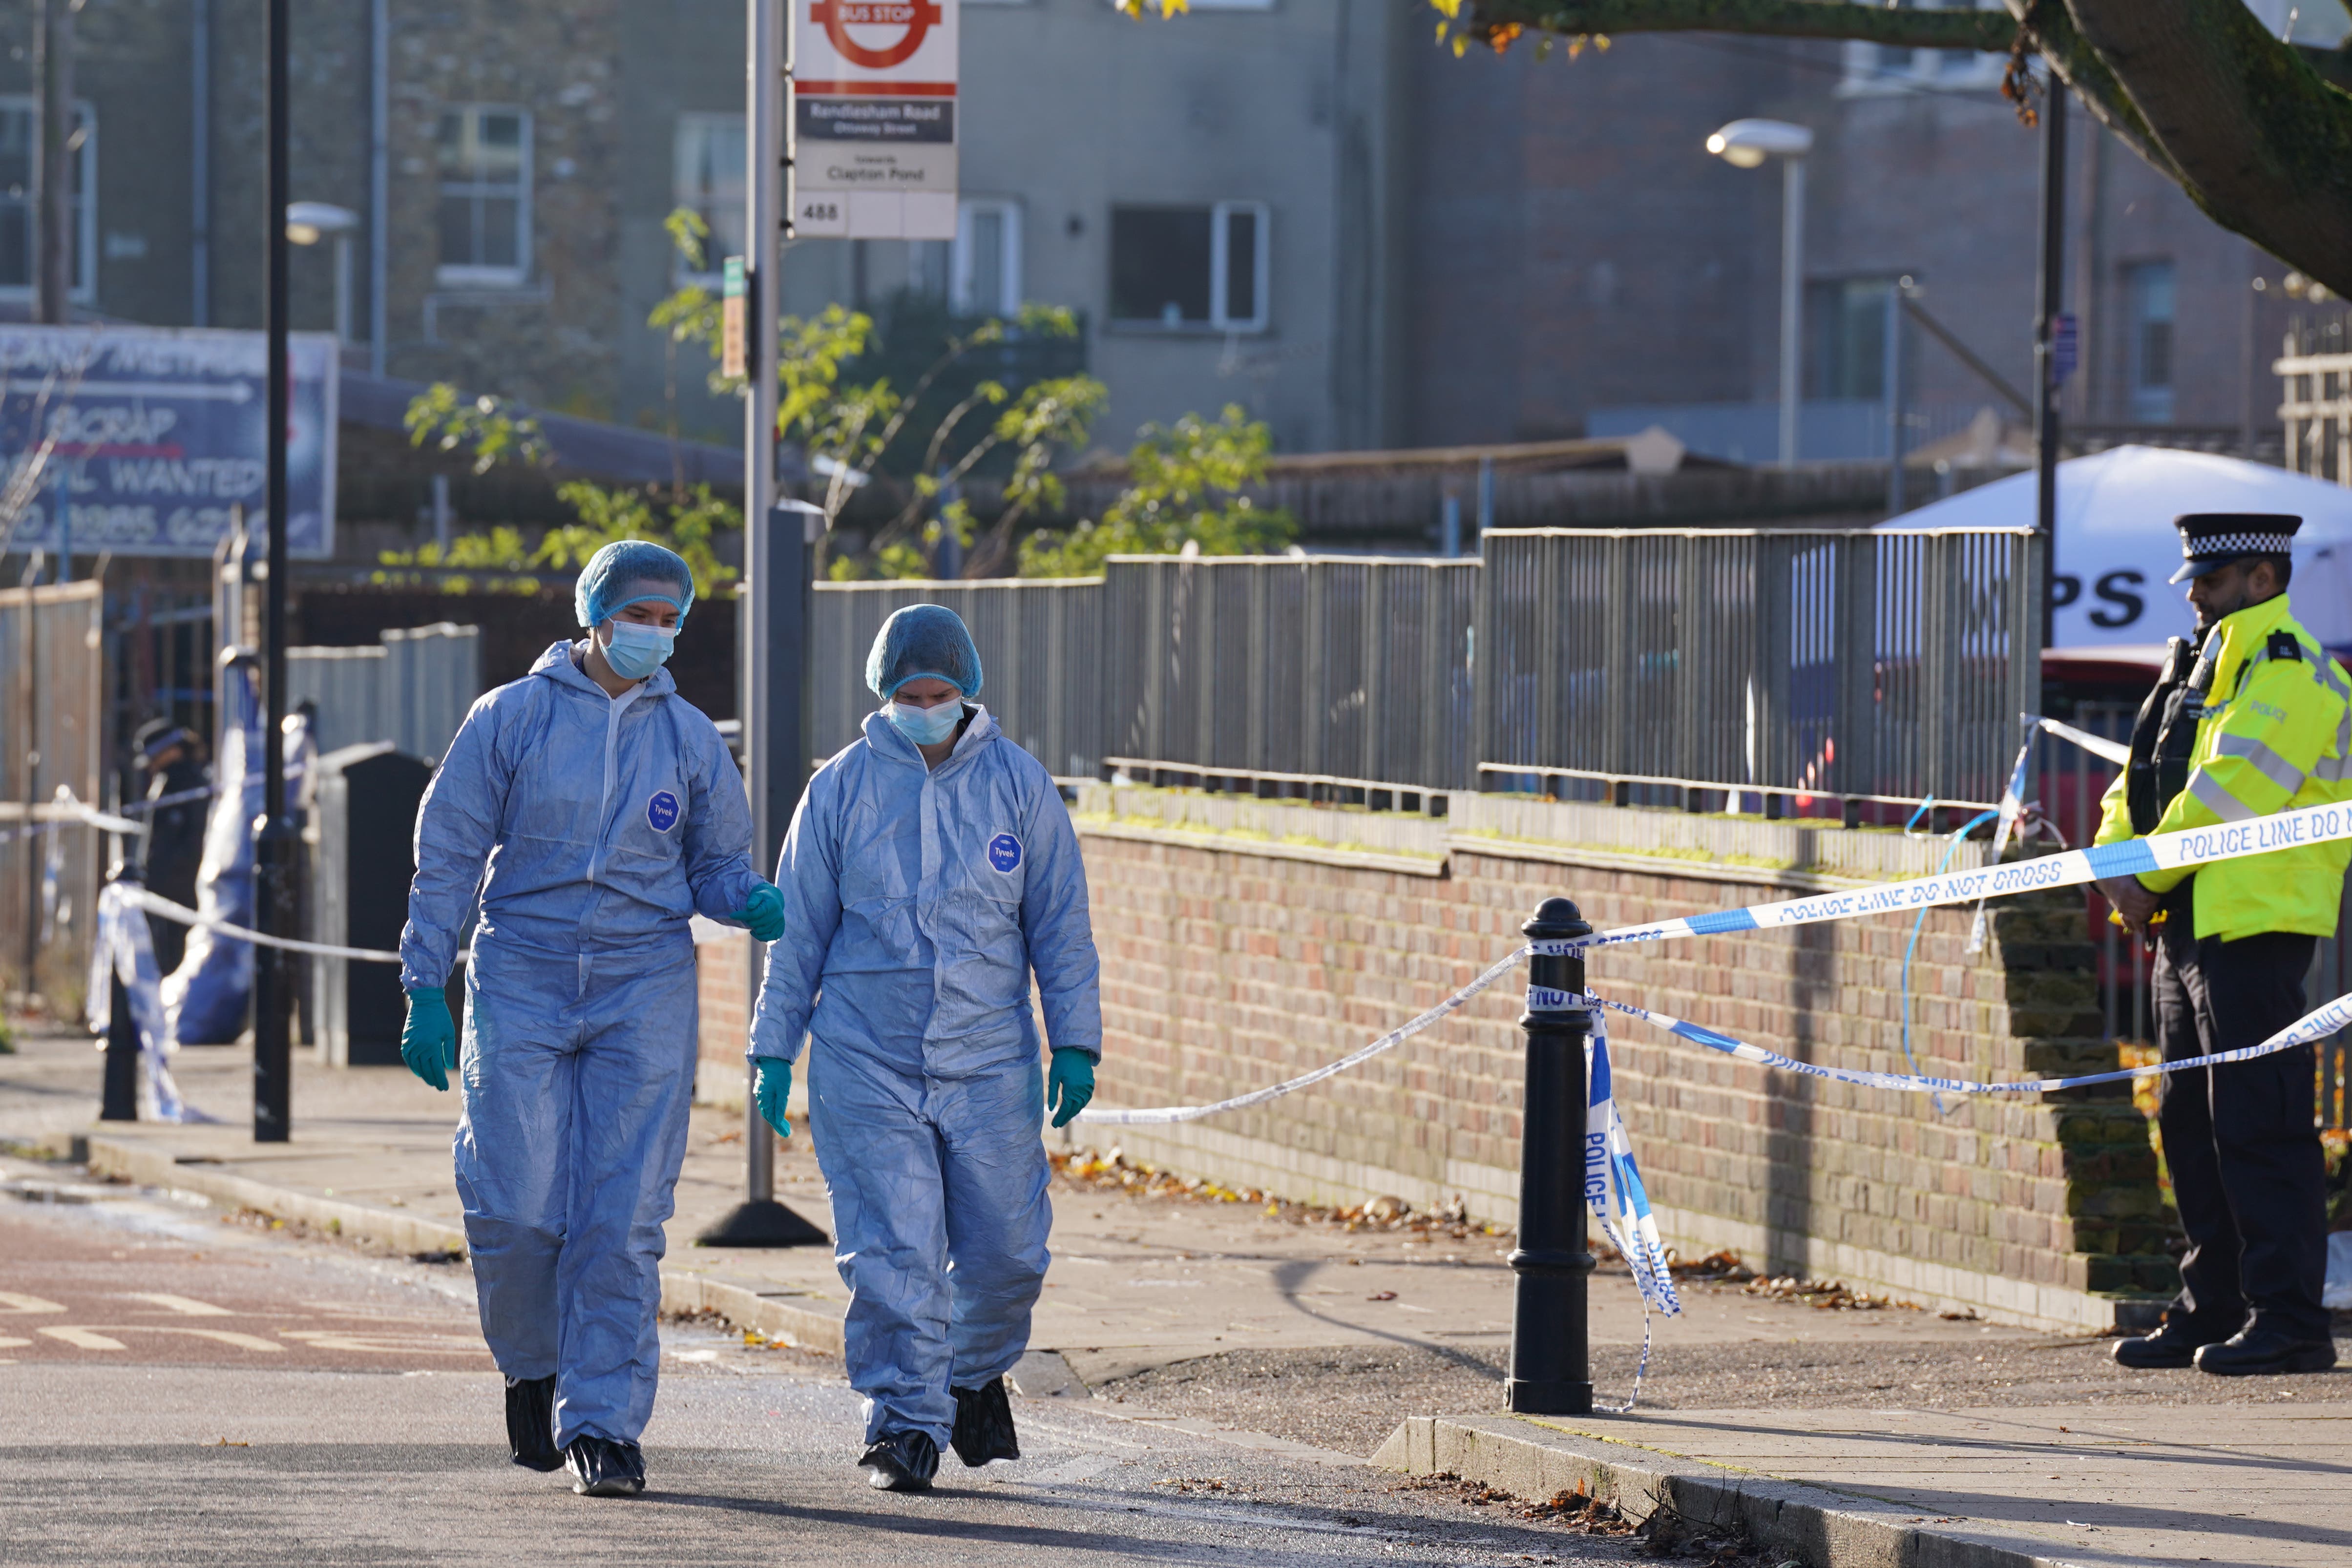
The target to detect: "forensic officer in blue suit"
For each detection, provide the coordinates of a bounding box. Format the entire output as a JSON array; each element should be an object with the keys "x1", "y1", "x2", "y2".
[
  {"x1": 751, "y1": 603, "x2": 1101, "y2": 1492},
  {"x1": 397, "y1": 540, "x2": 786, "y2": 1498}
]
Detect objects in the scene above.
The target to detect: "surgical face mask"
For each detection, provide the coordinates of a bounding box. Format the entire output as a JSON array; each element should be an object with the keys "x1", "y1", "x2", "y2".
[
  {"x1": 887, "y1": 699, "x2": 963, "y2": 747},
  {"x1": 601, "y1": 620, "x2": 676, "y2": 681}
]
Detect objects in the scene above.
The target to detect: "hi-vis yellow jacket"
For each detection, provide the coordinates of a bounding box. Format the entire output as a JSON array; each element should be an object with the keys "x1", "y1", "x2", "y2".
[{"x1": 2095, "y1": 593, "x2": 2352, "y2": 941}]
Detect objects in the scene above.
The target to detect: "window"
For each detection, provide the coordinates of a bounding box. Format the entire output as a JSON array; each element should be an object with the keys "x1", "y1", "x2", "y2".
[
  {"x1": 1109, "y1": 201, "x2": 1268, "y2": 332},
  {"x1": 953, "y1": 199, "x2": 1021, "y2": 316},
  {"x1": 0, "y1": 98, "x2": 96, "y2": 301},
  {"x1": 1840, "y1": 1, "x2": 2005, "y2": 93},
  {"x1": 672, "y1": 114, "x2": 745, "y2": 283},
  {"x1": 1804, "y1": 278, "x2": 1896, "y2": 400},
  {"x1": 437, "y1": 106, "x2": 531, "y2": 286},
  {"x1": 2125, "y1": 260, "x2": 2176, "y2": 423}
]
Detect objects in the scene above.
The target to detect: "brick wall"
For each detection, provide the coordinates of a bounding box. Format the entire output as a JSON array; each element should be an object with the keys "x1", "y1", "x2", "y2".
[
  {"x1": 693, "y1": 786, "x2": 2167, "y2": 1332},
  {"x1": 1074, "y1": 789, "x2": 2162, "y2": 1333}
]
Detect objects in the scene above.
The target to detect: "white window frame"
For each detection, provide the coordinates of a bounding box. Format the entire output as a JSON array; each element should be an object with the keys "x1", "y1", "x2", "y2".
[
  {"x1": 435, "y1": 105, "x2": 533, "y2": 289},
  {"x1": 1210, "y1": 200, "x2": 1269, "y2": 334},
  {"x1": 952, "y1": 198, "x2": 1022, "y2": 316},
  {"x1": 672, "y1": 112, "x2": 746, "y2": 287},
  {"x1": 0, "y1": 96, "x2": 98, "y2": 304}
]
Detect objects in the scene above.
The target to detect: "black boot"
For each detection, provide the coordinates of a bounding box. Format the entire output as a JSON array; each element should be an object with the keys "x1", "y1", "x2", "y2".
[
  {"x1": 2194, "y1": 1327, "x2": 2339, "y2": 1377},
  {"x1": 857, "y1": 1429, "x2": 939, "y2": 1492},
  {"x1": 565, "y1": 1435, "x2": 647, "y2": 1497},
  {"x1": 504, "y1": 1375, "x2": 563, "y2": 1472},
  {"x1": 2113, "y1": 1318, "x2": 2233, "y2": 1370},
  {"x1": 950, "y1": 1377, "x2": 1021, "y2": 1468}
]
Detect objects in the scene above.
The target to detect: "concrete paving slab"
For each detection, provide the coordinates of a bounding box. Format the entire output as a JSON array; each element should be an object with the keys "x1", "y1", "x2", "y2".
[{"x1": 1378, "y1": 1406, "x2": 2352, "y2": 1568}]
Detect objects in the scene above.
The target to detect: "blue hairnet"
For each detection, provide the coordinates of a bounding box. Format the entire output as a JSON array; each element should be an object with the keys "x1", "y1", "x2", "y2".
[
  {"x1": 575, "y1": 540, "x2": 695, "y2": 629},
  {"x1": 866, "y1": 604, "x2": 983, "y2": 700}
]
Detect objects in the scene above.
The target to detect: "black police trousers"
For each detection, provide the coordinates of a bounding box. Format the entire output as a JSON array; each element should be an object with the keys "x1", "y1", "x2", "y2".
[{"x1": 2151, "y1": 903, "x2": 2330, "y2": 1343}]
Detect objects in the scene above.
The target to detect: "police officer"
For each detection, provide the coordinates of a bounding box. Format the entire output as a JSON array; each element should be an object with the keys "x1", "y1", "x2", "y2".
[
  {"x1": 129, "y1": 719, "x2": 209, "y2": 976},
  {"x1": 2098, "y1": 512, "x2": 2350, "y2": 1377}
]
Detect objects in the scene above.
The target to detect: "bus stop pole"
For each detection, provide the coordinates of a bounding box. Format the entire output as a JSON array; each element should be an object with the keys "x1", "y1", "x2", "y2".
[{"x1": 695, "y1": 0, "x2": 824, "y2": 1248}]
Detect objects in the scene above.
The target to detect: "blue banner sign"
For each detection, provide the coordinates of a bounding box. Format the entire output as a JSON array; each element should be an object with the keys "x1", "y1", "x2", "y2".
[{"x1": 0, "y1": 325, "x2": 339, "y2": 560}]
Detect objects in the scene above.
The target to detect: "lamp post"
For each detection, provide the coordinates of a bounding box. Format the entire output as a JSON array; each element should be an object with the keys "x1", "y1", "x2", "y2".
[
  {"x1": 286, "y1": 202, "x2": 360, "y2": 354},
  {"x1": 1707, "y1": 119, "x2": 1815, "y2": 468}
]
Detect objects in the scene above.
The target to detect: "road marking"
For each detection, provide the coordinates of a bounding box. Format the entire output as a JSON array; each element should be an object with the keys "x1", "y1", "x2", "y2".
[
  {"x1": 277, "y1": 1329, "x2": 486, "y2": 1355},
  {"x1": 140, "y1": 1328, "x2": 283, "y2": 1352},
  {"x1": 38, "y1": 1327, "x2": 127, "y2": 1351},
  {"x1": 0, "y1": 1293, "x2": 66, "y2": 1315},
  {"x1": 0, "y1": 1337, "x2": 31, "y2": 1349},
  {"x1": 122, "y1": 1293, "x2": 233, "y2": 1317}
]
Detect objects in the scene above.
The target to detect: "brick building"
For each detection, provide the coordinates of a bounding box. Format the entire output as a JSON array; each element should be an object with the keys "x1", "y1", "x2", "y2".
[{"x1": 2, "y1": 1, "x2": 2336, "y2": 478}]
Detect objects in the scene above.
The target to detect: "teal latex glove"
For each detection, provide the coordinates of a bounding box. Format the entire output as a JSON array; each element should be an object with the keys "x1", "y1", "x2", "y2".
[
  {"x1": 754, "y1": 1058, "x2": 793, "y2": 1139},
  {"x1": 1046, "y1": 1048, "x2": 1095, "y2": 1129},
  {"x1": 727, "y1": 881, "x2": 786, "y2": 943},
  {"x1": 401, "y1": 987, "x2": 459, "y2": 1092}
]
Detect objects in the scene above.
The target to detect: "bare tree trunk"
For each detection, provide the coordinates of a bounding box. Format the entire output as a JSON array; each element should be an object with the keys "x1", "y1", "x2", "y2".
[{"x1": 32, "y1": 0, "x2": 75, "y2": 324}]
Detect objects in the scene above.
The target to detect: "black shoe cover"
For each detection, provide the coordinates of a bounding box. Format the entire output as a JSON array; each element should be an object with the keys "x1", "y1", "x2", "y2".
[
  {"x1": 505, "y1": 1375, "x2": 563, "y2": 1472},
  {"x1": 858, "y1": 1429, "x2": 940, "y2": 1492},
  {"x1": 950, "y1": 1377, "x2": 1021, "y2": 1468},
  {"x1": 565, "y1": 1434, "x2": 647, "y2": 1497}
]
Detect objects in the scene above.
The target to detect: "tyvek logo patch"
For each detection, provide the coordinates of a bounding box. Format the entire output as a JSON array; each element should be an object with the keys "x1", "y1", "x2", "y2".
[
  {"x1": 647, "y1": 790, "x2": 681, "y2": 832},
  {"x1": 987, "y1": 833, "x2": 1022, "y2": 873}
]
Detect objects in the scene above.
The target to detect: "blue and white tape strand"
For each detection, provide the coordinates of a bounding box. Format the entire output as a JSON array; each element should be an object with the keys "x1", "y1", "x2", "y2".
[
  {"x1": 1074, "y1": 943, "x2": 1534, "y2": 1125},
  {"x1": 84, "y1": 881, "x2": 212, "y2": 1125},
  {"x1": 1592, "y1": 986, "x2": 2352, "y2": 1097},
  {"x1": 1576, "y1": 794, "x2": 2352, "y2": 950}
]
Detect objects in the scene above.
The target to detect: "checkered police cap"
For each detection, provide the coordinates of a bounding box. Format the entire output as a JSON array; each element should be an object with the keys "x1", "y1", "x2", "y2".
[{"x1": 2168, "y1": 512, "x2": 2302, "y2": 585}]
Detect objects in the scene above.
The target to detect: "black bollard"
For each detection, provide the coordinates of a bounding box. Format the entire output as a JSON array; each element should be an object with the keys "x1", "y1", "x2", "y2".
[
  {"x1": 1507, "y1": 896, "x2": 1595, "y2": 1415},
  {"x1": 99, "y1": 969, "x2": 139, "y2": 1121}
]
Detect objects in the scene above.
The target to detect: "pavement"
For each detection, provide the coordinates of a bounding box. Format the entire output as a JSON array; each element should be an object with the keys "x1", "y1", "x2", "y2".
[
  {"x1": 0, "y1": 1180, "x2": 1647, "y2": 1567},
  {"x1": 7, "y1": 1020, "x2": 2352, "y2": 1566}
]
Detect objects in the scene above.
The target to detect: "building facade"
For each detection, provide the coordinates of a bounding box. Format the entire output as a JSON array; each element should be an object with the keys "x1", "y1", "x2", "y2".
[{"x1": 2, "y1": 0, "x2": 2335, "y2": 483}]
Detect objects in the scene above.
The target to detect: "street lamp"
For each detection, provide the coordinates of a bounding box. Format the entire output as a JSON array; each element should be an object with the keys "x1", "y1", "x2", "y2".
[
  {"x1": 285, "y1": 201, "x2": 360, "y2": 351},
  {"x1": 1707, "y1": 119, "x2": 1814, "y2": 467}
]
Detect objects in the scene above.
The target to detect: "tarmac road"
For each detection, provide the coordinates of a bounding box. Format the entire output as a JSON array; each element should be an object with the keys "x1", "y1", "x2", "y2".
[{"x1": 0, "y1": 1180, "x2": 1641, "y2": 1568}]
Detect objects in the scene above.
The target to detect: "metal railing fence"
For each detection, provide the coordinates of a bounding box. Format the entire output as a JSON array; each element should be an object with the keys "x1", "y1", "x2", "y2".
[
  {"x1": 1475, "y1": 527, "x2": 2042, "y2": 814},
  {"x1": 811, "y1": 577, "x2": 1105, "y2": 780},
  {"x1": 1100, "y1": 555, "x2": 1478, "y2": 793}
]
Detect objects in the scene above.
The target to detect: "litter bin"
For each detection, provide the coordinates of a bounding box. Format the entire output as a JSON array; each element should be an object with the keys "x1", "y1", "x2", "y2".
[{"x1": 310, "y1": 742, "x2": 432, "y2": 1066}]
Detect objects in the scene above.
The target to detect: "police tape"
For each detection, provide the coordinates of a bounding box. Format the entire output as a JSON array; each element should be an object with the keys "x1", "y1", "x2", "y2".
[
  {"x1": 2030, "y1": 712, "x2": 2131, "y2": 767},
  {"x1": 1079, "y1": 797, "x2": 2352, "y2": 1123},
  {"x1": 131, "y1": 889, "x2": 410, "y2": 962},
  {"x1": 129, "y1": 889, "x2": 735, "y2": 964},
  {"x1": 1577, "y1": 793, "x2": 2352, "y2": 950},
  {"x1": 1533, "y1": 983, "x2": 2352, "y2": 1096},
  {"x1": 1072, "y1": 943, "x2": 1536, "y2": 1125}
]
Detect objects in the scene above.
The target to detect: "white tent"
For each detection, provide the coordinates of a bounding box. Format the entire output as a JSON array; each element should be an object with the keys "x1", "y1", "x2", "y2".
[{"x1": 1877, "y1": 445, "x2": 2352, "y2": 652}]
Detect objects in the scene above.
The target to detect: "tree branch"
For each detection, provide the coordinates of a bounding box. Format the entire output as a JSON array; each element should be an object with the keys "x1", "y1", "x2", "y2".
[
  {"x1": 1448, "y1": 1, "x2": 2352, "y2": 292},
  {"x1": 2062, "y1": 0, "x2": 2352, "y2": 293},
  {"x1": 1456, "y1": 0, "x2": 2016, "y2": 50}
]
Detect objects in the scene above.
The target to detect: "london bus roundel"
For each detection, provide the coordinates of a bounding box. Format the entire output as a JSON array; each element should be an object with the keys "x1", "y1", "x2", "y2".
[{"x1": 809, "y1": 1, "x2": 944, "y2": 70}]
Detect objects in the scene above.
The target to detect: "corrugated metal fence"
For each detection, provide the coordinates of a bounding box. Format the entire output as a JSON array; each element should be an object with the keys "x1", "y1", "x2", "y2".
[
  {"x1": 0, "y1": 581, "x2": 105, "y2": 1005},
  {"x1": 286, "y1": 622, "x2": 482, "y2": 762}
]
